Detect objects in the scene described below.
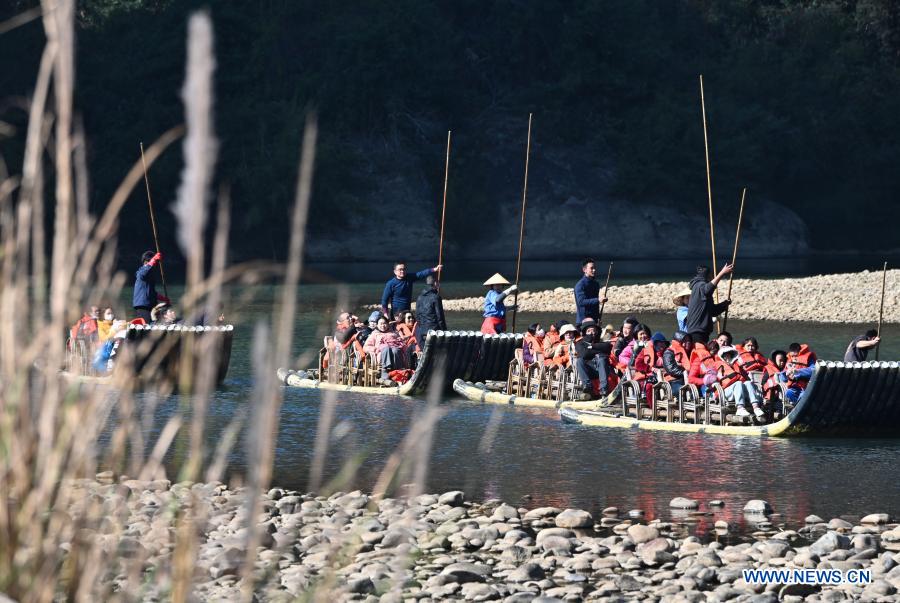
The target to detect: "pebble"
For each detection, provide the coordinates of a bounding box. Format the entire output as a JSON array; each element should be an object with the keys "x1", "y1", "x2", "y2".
[
  {"x1": 669, "y1": 497, "x2": 699, "y2": 509},
  {"x1": 48, "y1": 481, "x2": 898, "y2": 601},
  {"x1": 743, "y1": 500, "x2": 772, "y2": 514}
]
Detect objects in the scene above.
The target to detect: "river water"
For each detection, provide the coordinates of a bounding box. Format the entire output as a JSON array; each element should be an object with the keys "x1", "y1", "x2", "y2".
[{"x1": 147, "y1": 280, "x2": 899, "y2": 536}]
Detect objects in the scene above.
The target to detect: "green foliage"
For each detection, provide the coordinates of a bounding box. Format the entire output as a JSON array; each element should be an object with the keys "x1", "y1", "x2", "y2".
[{"x1": 3, "y1": 0, "x2": 900, "y2": 263}]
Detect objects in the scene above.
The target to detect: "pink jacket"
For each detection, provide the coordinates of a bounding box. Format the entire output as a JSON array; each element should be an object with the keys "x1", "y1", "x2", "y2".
[{"x1": 363, "y1": 329, "x2": 405, "y2": 355}]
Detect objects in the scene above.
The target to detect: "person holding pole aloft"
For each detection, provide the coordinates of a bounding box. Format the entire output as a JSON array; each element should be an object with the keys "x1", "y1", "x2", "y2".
[
  {"x1": 133, "y1": 250, "x2": 170, "y2": 323},
  {"x1": 574, "y1": 258, "x2": 609, "y2": 327},
  {"x1": 684, "y1": 263, "x2": 733, "y2": 344}
]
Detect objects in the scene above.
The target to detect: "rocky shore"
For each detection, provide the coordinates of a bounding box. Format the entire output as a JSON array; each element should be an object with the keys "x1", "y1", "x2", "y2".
[
  {"x1": 54, "y1": 477, "x2": 900, "y2": 601},
  {"x1": 441, "y1": 270, "x2": 900, "y2": 324}
]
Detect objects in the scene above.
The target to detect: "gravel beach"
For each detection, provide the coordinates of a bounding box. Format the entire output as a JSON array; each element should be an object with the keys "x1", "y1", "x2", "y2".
[
  {"x1": 54, "y1": 477, "x2": 900, "y2": 601},
  {"x1": 441, "y1": 270, "x2": 900, "y2": 324}
]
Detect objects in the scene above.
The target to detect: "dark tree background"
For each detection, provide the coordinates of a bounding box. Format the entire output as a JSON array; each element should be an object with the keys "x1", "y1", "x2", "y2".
[{"x1": 3, "y1": 0, "x2": 900, "y2": 268}]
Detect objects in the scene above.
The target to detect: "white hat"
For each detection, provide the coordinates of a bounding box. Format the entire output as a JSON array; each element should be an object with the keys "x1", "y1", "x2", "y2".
[
  {"x1": 718, "y1": 345, "x2": 739, "y2": 359},
  {"x1": 483, "y1": 273, "x2": 510, "y2": 286},
  {"x1": 559, "y1": 324, "x2": 578, "y2": 337}
]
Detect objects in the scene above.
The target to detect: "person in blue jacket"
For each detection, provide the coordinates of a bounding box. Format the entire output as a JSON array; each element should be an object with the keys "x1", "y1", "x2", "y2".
[
  {"x1": 133, "y1": 250, "x2": 169, "y2": 323},
  {"x1": 380, "y1": 261, "x2": 442, "y2": 320},
  {"x1": 574, "y1": 258, "x2": 608, "y2": 326}
]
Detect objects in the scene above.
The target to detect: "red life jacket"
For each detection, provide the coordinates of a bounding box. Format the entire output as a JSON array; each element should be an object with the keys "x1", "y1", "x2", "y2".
[
  {"x1": 786, "y1": 345, "x2": 816, "y2": 390},
  {"x1": 632, "y1": 344, "x2": 658, "y2": 382},
  {"x1": 523, "y1": 333, "x2": 544, "y2": 365}
]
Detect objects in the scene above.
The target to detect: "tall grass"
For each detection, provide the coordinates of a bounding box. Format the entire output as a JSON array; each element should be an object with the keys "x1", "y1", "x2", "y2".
[{"x1": 0, "y1": 3, "x2": 447, "y2": 602}]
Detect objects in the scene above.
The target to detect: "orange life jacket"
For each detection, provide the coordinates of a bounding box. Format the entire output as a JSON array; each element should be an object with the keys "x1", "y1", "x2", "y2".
[
  {"x1": 543, "y1": 331, "x2": 561, "y2": 366},
  {"x1": 714, "y1": 357, "x2": 745, "y2": 388},
  {"x1": 552, "y1": 337, "x2": 578, "y2": 368},
  {"x1": 736, "y1": 350, "x2": 767, "y2": 373},
  {"x1": 666, "y1": 340, "x2": 692, "y2": 381},
  {"x1": 786, "y1": 345, "x2": 816, "y2": 390}
]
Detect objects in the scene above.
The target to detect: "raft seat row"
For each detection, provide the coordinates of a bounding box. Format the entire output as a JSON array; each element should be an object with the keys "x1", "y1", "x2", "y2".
[
  {"x1": 313, "y1": 331, "x2": 524, "y2": 395},
  {"x1": 506, "y1": 351, "x2": 791, "y2": 426}
]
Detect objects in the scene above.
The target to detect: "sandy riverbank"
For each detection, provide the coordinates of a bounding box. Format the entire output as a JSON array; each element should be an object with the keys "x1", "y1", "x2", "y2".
[
  {"x1": 441, "y1": 270, "x2": 900, "y2": 324},
  {"x1": 52, "y1": 477, "x2": 900, "y2": 601}
]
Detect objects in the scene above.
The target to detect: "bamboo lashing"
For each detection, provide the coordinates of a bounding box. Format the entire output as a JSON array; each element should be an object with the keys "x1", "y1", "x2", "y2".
[
  {"x1": 877, "y1": 261, "x2": 887, "y2": 360},
  {"x1": 598, "y1": 261, "x2": 613, "y2": 325},
  {"x1": 511, "y1": 113, "x2": 533, "y2": 333},
  {"x1": 721, "y1": 188, "x2": 746, "y2": 332},
  {"x1": 139, "y1": 142, "x2": 168, "y2": 298},
  {"x1": 437, "y1": 130, "x2": 451, "y2": 288},
  {"x1": 700, "y1": 75, "x2": 720, "y2": 333}
]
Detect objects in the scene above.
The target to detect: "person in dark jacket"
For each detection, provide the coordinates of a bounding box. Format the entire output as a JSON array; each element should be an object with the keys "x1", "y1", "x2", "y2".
[
  {"x1": 133, "y1": 250, "x2": 169, "y2": 323},
  {"x1": 663, "y1": 331, "x2": 694, "y2": 396},
  {"x1": 574, "y1": 258, "x2": 608, "y2": 326},
  {"x1": 844, "y1": 329, "x2": 880, "y2": 362},
  {"x1": 414, "y1": 275, "x2": 446, "y2": 347},
  {"x1": 380, "y1": 261, "x2": 442, "y2": 320},
  {"x1": 573, "y1": 318, "x2": 613, "y2": 398},
  {"x1": 684, "y1": 264, "x2": 733, "y2": 343}
]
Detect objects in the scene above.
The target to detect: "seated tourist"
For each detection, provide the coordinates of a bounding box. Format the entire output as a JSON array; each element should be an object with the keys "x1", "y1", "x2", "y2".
[
  {"x1": 523, "y1": 322, "x2": 545, "y2": 366},
  {"x1": 353, "y1": 315, "x2": 372, "y2": 346},
  {"x1": 735, "y1": 337, "x2": 768, "y2": 381},
  {"x1": 573, "y1": 319, "x2": 613, "y2": 398},
  {"x1": 333, "y1": 312, "x2": 364, "y2": 354},
  {"x1": 551, "y1": 324, "x2": 580, "y2": 368},
  {"x1": 780, "y1": 342, "x2": 817, "y2": 405},
  {"x1": 542, "y1": 321, "x2": 565, "y2": 366},
  {"x1": 633, "y1": 331, "x2": 669, "y2": 399},
  {"x1": 617, "y1": 323, "x2": 652, "y2": 371},
  {"x1": 688, "y1": 340, "x2": 715, "y2": 391},
  {"x1": 716, "y1": 330, "x2": 733, "y2": 348},
  {"x1": 613, "y1": 316, "x2": 639, "y2": 360},
  {"x1": 396, "y1": 311, "x2": 418, "y2": 350},
  {"x1": 97, "y1": 307, "x2": 117, "y2": 342},
  {"x1": 716, "y1": 346, "x2": 764, "y2": 419},
  {"x1": 663, "y1": 331, "x2": 693, "y2": 396},
  {"x1": 363, "y1": 315, "x2": 410, "y2": 386},
  {"x1": 70, "y1": 305, "x2": 100, "y2": 349}
]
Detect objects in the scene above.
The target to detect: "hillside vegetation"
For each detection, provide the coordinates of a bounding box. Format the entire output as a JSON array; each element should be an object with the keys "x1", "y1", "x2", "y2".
[{"x1": 3, "y1": 1, "x2": 900, "y2": 264}]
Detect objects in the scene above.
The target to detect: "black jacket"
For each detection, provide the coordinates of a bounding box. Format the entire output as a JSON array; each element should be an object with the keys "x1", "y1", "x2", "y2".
[
  {"x1": 575, "y1": 337, "x2": 612, "y2": 362},
  {"x1": 684, "y1": 275, "x2": 729, "y2": 337},
  {"x1": 663, "y1": 349, "x2": 686, "y2": 380},
  {"x1": 415, "y1": 287, "x2": 446, "y2": 332}
]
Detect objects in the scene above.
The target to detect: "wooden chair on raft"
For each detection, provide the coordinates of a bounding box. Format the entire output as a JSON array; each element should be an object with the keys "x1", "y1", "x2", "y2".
[
  {"x1": 507, "y1": 349, "x2": 529, "y2": 397},
  {"x1": 677, "y1": 383, "x2": 705, "y2": 423}
]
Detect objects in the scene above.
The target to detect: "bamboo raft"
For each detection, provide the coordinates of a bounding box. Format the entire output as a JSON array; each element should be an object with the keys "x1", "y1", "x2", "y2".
[
  {"x1": 453, "y1": 361, "x2": 900, "y2": 437},
  {"x1": 277, "y1": 331, "x2": 521, "y2": 395},
  {"x1": 63, "y1": 324, "x2": 234, "y2": 390}
]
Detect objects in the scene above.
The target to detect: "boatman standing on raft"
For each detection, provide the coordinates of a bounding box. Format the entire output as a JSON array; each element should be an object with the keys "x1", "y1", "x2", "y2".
[
  {"x1": 133, "y1": 250, "x2": 169, "y2": 323},
  {"x1": 481, "y1": 273, "x2": 518, "y2": 334},
  {"x1": 381, "y1": 261, "x2": 442, "y2": 320},
  {"x1": 574, "y1": 258, "x2": 608, "y2": 327},
  {"x1": 684, "y1": 263, "x2": 733, "y2": 344}
]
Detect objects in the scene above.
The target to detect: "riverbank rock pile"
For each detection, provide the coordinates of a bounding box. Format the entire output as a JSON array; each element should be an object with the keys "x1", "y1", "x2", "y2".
[
  {"x1": 442, "y1": 270, "x2": 900, "y2": 324},
  {"x1": 45, "y1": 478, "x2": 900, "y2": 601}
]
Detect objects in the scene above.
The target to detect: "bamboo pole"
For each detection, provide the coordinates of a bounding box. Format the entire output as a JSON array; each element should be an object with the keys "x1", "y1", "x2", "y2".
[
  {"x1": 139, "y1": 142, "x2": 168, "y2": 298},
  {"x1": 877, "y1": 261, "x2": 887, "y2": 360},
  {"x1": 700, "y1": 75, "x2": 720, "y2": 333},
  {"x1": 721, "y1": 188, "x2": 746, "y2": 332},
  {"x1": 511, "y1": 113, "x2": 533, "y2": 333},
  {"x1": 597, "y1": 261, "x2": 613, "y2": 325},
  {"x1": 437, "y1": 130, "x2": 451, "y2": 288}
]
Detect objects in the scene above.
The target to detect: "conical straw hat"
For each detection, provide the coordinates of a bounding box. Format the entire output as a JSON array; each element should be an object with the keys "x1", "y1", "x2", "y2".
[{"x1": 483, "y1": 273, "x2": 510, "y2": 286}]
